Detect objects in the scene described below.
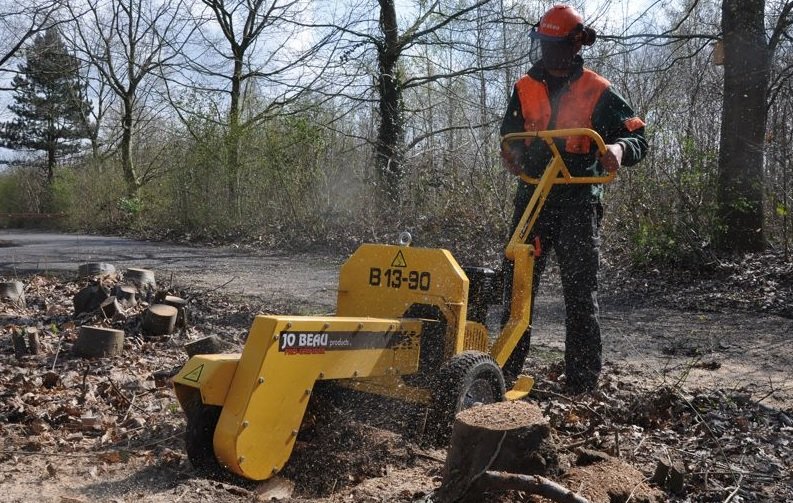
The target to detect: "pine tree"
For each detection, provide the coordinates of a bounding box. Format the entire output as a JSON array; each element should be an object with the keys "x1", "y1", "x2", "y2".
[{"x1": 0, "y1": 28, "x2": 92, "y2": 183}]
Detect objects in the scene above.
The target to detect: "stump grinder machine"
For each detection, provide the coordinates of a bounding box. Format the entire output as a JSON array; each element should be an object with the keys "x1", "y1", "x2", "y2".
[{"x1": 172, "y1": 128, "x2": 615, "y2": 481}]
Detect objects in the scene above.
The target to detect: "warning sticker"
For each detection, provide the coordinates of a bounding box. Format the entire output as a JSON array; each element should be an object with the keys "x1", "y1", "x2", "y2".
[
  {"x1": 182, "y1": 364, "x2": 204, "y2": 383},
  {"x1": 278, "y1": 330, "x2": 416, "y2": 354},
  {"x1": 391, "y1": 250, "x2": 407, "y2": 268}
]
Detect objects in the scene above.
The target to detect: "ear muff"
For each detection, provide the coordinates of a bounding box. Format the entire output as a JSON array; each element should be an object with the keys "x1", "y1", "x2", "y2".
[
  {"x1": 567, "y1": 24, "x2": 597, "y2": 46},
  {"x1": 581, "y1": 26, "x2": 597, "y2": 46}
]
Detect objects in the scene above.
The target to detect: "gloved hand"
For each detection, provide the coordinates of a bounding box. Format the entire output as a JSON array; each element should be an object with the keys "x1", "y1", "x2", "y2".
[{"x1": 599, "y1": 143, "x2": 624, "y2": 173}]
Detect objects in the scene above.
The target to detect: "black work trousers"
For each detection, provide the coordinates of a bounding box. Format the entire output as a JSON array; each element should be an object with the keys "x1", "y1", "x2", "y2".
[{"x1": 501, "y1": 201, "x2": 603, "y2": 390}]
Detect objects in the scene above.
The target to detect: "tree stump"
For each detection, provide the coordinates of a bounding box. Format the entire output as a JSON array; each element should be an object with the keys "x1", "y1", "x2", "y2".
[
  {"x1": 185, "y1": 335, "x2": 225, "y2": 357},
  {"x1": 0, "y1": 281, "x2": 26, "y2": 307},
  {"x1": 26, "y1": 327, "x2": 41, "y2": 355},
  {"x1": 73, "y1": 284, "x2": 110, "y2": 315},
  {"x1": 12, "y1": 329, "x2": 28, "y2": 359},
  {"x1": 162, "y1": 295, "x2": 189, "y2": 328},
  {"x1": 125, "y1": 268, "x2": 156, "y2": 296},
  {"x1": 114, "y1": 285, "x2": 138, "y2": 308},
  {"x1": 74, "y1": 326, "x2": 124, "y2": 358},
  {"x1": 78, "y1": 262, "x2": 116, "y2": 278},
  {"x1": 142, "y1": 304, "x2": 177, "y2": 336},
  {"x1": 436, "y1": 400, "x2": 560, "y2": 503}
]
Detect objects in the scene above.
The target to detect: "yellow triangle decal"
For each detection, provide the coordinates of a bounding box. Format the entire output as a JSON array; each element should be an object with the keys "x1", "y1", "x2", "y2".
[
  {"x1": 391, "y1": 250, "x2": 407, "y2": 268},
  {"x1": 183, "y1": 364, "x2": 204, "y2": 383}
]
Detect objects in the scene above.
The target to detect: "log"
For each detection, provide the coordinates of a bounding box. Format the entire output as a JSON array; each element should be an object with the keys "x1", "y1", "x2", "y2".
[
  {"x1": 74, "y1": 326, "x2": 124, "y2": 358},
  {"x1": 478, "y1": 472, "x2": 591, "y2": 503},
  {"x1": 78, "y1": 262, "x2": 116, "y2": 278},
  {"x1": 114, "y1": 285, "x2": 138, "y2": 308},
  {"x1": 436, "y1": 400, "x2": 560, "y2": 503},
  {"x1": 0, "y1": 281, "x2": 26, "y2": 307},
  {"x1": 142, "y1": 304, "x2": 177, "y2": 336},
  {"x1": 185, "y1": 335, "x2": 225, "y2": 357}
]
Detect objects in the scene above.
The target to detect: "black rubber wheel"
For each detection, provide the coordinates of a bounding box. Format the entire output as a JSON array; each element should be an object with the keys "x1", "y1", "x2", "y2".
[
  {"x1": 183, "y1": 393, "x2": 224, "y2": 476},
  {"x1": 424, "y1": 350, "x2": 505, "y2": 446}
]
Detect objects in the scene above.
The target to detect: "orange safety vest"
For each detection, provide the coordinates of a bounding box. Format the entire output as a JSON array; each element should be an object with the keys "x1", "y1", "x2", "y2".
[{"x1": 515, "y1": 69, "x2": 610, "y2": 154}]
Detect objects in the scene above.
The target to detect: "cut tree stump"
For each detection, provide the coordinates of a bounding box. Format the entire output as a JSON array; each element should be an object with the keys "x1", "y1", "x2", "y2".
[
  {"x1": 125, "y1": 268, "x2": 156, "y2": 295},
  {"x1": 73, "y1": 284, "x2": 110, "y2": 315},
  {"x1": 0, "y1": 281, "x2": 26, "y2": 307},
  {"x1": 26, "y1": 327, "x2": 41, "y2": 355},
  {"x1": 12, "y1": 328, "x2": 27, "y2": 359},
  {"x1": 11, "y1": 327, "x2": 41, "y2": 358},
  {"x1": 162, "y1": 295, "x2": 189, "y2": 328},
  {"x1": 436, "y1": 400, "x2": 560, "y2": 503},
  {"x1": 185, "y1": 335, "x2": 225, "y2": 357},
  {"x1": 114, "y1": 285, "x2": 138, "y2": 308},
  {"x1": 74, "y1": 326, "x2": 124, "y2": 358},
  {"x1": 78, "y1": 262, "x2": 116, "y2": 278},
  {"x1": 142, "y1": 304, "x2": 177, "y2": 336}
]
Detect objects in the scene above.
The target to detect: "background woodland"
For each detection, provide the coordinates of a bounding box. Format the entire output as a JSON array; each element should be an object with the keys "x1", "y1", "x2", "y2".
[{"x1": 1, "y1": 0, "x2": 791, "y2": 267}]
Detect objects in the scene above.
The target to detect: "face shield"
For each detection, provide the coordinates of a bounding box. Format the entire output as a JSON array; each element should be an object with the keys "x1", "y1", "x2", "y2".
[{"x1": 540, "y1": 40, "x2": 578, "y2": 72}]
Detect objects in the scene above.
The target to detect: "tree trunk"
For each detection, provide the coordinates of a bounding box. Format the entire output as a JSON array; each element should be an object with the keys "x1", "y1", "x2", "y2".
[
  {"x1": 227, "y1": 55, "x2": 243, "y2": 218},
  {"x1": 121, "y1": 97, "x2": 140, "y2": 196},
  {"x1": 376, "y1": 0, "x2": 405, "y2": 204},
  {"x1": 716, "y1": 0, "x2": 769, "y2": 251},
  {"x1": 47, "y1": 144, "x2": 56, "y2": 184}
]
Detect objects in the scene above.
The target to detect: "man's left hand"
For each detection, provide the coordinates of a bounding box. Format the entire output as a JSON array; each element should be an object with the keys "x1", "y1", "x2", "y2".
[{"x1": 599, "y1": 143, "x2": 624, "y2": 173}]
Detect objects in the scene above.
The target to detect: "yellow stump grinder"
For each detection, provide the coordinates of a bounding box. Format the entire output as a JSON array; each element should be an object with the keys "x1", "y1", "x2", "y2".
[{"x1": 172, "y1": 128, "x2": 615, "y2": 481}]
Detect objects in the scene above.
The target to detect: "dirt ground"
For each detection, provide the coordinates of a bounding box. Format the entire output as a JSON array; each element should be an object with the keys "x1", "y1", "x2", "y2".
[{"x1": 1, "y1": 246, "x2": 791, "y2": 502}]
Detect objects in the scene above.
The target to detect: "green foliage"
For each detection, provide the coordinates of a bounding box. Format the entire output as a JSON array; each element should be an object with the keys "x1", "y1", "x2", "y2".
[
  {"x1": 606, "y1": 131, "x2": 721, "y2": 267},
  {"x1": 0, "y1": 173, "x2": 23, "y2": 213},
  {"x1": 118, "y1": 196, "x2": 143, "y2": 219},
  {"x1": 47, "y1": 158, "x2": 129, "y2": 232},
  {"x1": 630, "y1": 218, "x2": 679, "y2": 266},
  {"x1": 127, "y1": 105, "x2": 343, "y2": 242}
]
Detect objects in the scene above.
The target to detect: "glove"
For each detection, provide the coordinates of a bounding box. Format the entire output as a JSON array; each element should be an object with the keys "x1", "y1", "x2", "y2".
[{"x1": 599, "y1": 143, "x2": 624, "y2": 173}]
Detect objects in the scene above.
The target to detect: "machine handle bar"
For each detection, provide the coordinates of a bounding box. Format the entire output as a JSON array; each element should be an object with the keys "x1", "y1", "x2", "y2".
[{"x1": 500, "y1": 128, "x2": 616, "y2": 185}]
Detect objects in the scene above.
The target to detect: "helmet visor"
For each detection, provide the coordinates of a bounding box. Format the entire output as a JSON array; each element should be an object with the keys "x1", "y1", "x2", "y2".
[{"x1": 540, "y1": 40, "x2": 577, "y2": 72}]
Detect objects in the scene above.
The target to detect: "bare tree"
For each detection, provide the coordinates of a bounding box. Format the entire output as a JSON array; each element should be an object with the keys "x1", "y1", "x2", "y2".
[
  {"x1": 177, "y1": 0, "x2": 336, "y2": 215},
  {"x1": 64, "y1": 0, "x2": 192, "y2": 196},
  {"x1": 0, "y1": 0, "x2": 62, "y2": 78}
]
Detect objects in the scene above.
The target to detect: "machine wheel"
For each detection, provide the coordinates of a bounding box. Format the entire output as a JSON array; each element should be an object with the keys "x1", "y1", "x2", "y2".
[
  {"x1": 183, "y1": 393, "x2": 224, "y2": 476},
  {"x1": 424, "y1": 351, "x2": 505, "y2": 446}
]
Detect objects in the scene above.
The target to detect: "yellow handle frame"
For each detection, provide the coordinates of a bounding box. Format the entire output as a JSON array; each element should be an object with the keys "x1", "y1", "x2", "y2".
[
  {"x1": 491, "y1": 128, "x2": 615, "y2": 368},
  {"x1": 502, "y1": 128, "x2": 614, "y2": 260}
]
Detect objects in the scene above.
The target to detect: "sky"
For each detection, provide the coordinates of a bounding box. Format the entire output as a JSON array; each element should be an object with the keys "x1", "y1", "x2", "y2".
[{"x1": 0, "y1": 0, "x2": 660, "y2": 168}]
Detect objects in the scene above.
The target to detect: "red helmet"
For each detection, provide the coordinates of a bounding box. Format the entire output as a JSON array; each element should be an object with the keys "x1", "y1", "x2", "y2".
[{"x1": 530, "y1": 4, "x2": 596, "y2": 46}]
